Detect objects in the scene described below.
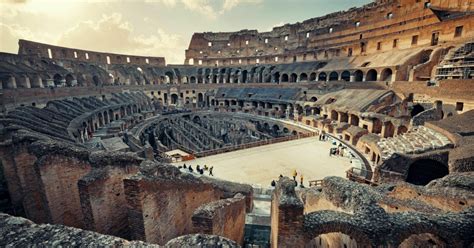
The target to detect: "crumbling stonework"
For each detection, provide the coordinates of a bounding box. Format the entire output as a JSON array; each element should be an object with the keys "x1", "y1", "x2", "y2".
[
  {"x1": 272, "y1": 176, "x2": 474, "y2": 247},
  {"x1": 192, "y1": 193, "x2": 246, "y2": 245},
  {"x1": 0, "y1": 0, "x2": 473, "y2": 246}
]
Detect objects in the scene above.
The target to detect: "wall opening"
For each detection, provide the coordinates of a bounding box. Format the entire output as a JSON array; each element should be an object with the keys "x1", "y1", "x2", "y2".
[{"x1": 406, "y1": 159, "x2": 448, "y2": 185}]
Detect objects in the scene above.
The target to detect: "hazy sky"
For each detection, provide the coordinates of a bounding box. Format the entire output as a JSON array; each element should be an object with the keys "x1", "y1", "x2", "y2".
[{"x1": 0, "y1": 0, "x2": 371, "y2": 64}]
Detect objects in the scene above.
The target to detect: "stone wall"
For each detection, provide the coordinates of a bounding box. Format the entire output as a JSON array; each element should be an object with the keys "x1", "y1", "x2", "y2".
[
  {"x1": 0, "y1": 213, "x2": 240, "y2": 247},
  {"x1": 192, "y1": 193, "x2": 246, "y2": 245},
  {"x1": 78, "y1": 152, "x2": 142, "y2": 239},
  {"x1": 273, "y1": 176, "x2": 474, "y2": 247},
  {"x1": 124, "y1": 163, "x2": 222, "y2": 245},
  {"x1": 18, "y1": 39, "x2": 166, "y2": 66},
  {"x1": 270, "y1": 177, "x2": 305, "y2": 248}
]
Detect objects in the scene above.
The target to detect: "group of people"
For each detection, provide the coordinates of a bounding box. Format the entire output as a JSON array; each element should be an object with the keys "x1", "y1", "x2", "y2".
[
  {"x1": 271, "y1": 169, "x2": 304, "y2": 188},
  {"x1": 329, "y1": 143, "x2": 346, "y2": 157},
  {"x1": 318, "y1": 133, "x2": 328, "y2": 141},
  {"x1": 181, "y1": 163, "x2": 214, "y2": 176}
]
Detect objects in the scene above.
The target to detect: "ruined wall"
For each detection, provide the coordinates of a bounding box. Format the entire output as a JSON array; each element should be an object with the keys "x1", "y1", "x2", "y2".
[
  {"x1": 270, "y1": 177, "x2": 305, "y2": 248},
  {"x1": 78, "y1": 152, "x2": 142, "y2": 239},
  {"x1": 37, "y1": 154, "x2": 91, "y2": 228},
  {"x1": 191, "y1": 194, "x2": 246, "y2": 245},
  {"x1": 124, "y1": 164, "x2": 222, "y2": 245},
  {"x1": 280, "y1": 176, "x2": 474, "y2": 247},
  {"x1": 18, "y1": 39, "x2": 166, "y2": 66},
  {"x1": 185, "y1": 0, "x2": 474, "y2": 66}
]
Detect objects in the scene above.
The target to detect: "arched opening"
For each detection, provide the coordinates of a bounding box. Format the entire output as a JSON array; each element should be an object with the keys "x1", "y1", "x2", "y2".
[
  {"x1": 318, "y1": 72, "x2": 327, "y2": 81},
  {"x1": 330, "y1": 110, "x2": 338, "y2": 121},
  {"x1": 350, "y1": 114, "x2": 359, "y2": 126},
  {"x1": 341, "y1": 71, "x2": 350, "y2": 81},
  {"x1": 397, "y1": 125, "x2": 408, "y2": 135},
  {"x1": 399, "y1": 233, "x2": 446, "y2": 248},
  {"x1": 242, "y1": 70, "x2": 248, "y2": 83},
  {"x1": 92, "y1": 75, "x2": 100, "y2": 86},
  {"x1": 272, "y1": 72, "x2": 280, "y2": 83},
  {"x1": 272, "y1": 125, "x2": 280, "y2": 136},
  {"x1": 406, "y1": 159, "x2": 449, "y2": 185},
  {"x1": 165, "y1": 71, "x2": 174, "y2": 84},
  {"x1": 310, "y1": 97, "x2": 317, "y2": 102},
  {"x1": 197, "y1": 93, "x2": 204, "y2": 103},
  {"x1": 353, "y1": 70, "x2": 363, "y2": 82},
  {"x1": 65, "y1": 74, "x2": 75, "y2": 86},
  {"x1": 309, "y1": 72, "x2": 317, "y2": 81},
  {"x1": 299, "y1": 73, "x2": 308, "y2": 82},
  {"x1": 329, "y1": 71, "x2": 339, "y2": 81},
  {"x1": 410, "y1": 104, "x2": 425, "y2": 117},
  {"x1": 281, "y1": 74, "x2": 289, "y2": 83},
  {"x1": 312, "y1": 232, "x2": 359, "y2": 248},
  {"x1": 53, "y1": 74, "x2": 63, "y2": 86},
  {"x1": 170, "y1": 94, "x2": 179, "y2": 105},
  {"x1": 212, "y1": 74, "x2": 218, "y2": 84},
  {"x1": 384, "y1": 121, "x2": 395, "y2": 138},
  {"x1": 290, "y1": 73, "x2": 297, "y2": 83},
  {"x1": 190, "y1": 76, "x2": 196, "y2": 84},
  {"x1": 365, "y1": 69, "x2": 377, "y2": 81},
  {"x1": 381, "y1": 68, "x2": 393, "y2": 81}
]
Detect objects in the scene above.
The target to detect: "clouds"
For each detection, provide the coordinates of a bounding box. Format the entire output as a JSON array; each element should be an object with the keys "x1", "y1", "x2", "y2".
[
  {"x1": 57, "y1": 13, "x2": 186, "y2": 64},
  {"x1": 0, "y1": 22, "x2": 55, "y2": 54},
  {"x1": 144, "y1": 0, "x2": 263, "y2": 19}
]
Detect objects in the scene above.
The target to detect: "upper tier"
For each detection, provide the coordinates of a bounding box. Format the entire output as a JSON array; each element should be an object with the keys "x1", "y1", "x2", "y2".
[
  {"x1": 18, "y1": 40, "x2": 166, "y2": 66},
  {"x1": 185, "y1": 0, "x2": 474, "y2": 66}
]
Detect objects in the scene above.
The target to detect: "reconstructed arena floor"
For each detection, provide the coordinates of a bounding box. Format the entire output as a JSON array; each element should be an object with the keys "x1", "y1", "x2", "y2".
[{"x1": 174, "y1": 137, "x2": 355, "y2": 187}]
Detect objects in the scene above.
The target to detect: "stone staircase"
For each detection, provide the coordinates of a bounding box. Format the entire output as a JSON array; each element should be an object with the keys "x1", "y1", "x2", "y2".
[{"x1": 376, "y1": 126, "x2": 452, "y2": 160}]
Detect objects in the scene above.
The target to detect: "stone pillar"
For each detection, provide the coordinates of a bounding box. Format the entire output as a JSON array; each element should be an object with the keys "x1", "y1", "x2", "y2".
[
  {"x1": 7, "y1": 76, "x2": 17, "y2": 89},
  {"x1": 270, "y1": 178, "x2": 304, "y2": 248},
  {"x1": 293, "y1": 107, "x2": 299, "y2": 121}
]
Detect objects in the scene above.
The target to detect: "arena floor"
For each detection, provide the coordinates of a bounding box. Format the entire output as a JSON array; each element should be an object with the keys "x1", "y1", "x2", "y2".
[{"x1": 174, "y1": 137, "x2": 355, "y2": 188}]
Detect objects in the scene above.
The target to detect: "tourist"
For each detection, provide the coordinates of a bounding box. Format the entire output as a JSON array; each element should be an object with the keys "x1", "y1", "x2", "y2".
[
  {"x1": 279, "y1": 174, "x2": 283, "y2": 178},
  {"x1": 300, "y1": 174, "x2": 304, "y2": 186},
  {"x1": 292, "y1": 169, "x2": 297, "y2": 181},
  {"x1": 204, "y1": 164, "x2": 208, "y2": 170},
  {"x1": 183, "y1": 163, "x2": 187, "y2": 169},
  {"x1": 188, "y1": 165, "x2": 193, "y2": 173},
  {"x1": 271, "y1": 180, "x2": 276, "y2": 187},
  {"x1": 209, "y1": 166, "x2": 214, "y2": 176},
  {"x1": 199, "y1": 169, "x2": 204, "y2": 175}
]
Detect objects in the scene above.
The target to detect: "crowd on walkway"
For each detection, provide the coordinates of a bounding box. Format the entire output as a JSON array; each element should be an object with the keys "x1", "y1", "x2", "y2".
[{"x1": 179, "y1": 163, "x2": 214, "y2": 176}]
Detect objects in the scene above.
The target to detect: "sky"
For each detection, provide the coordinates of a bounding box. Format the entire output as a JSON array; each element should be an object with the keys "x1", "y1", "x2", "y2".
[{"x1": 0, "y1": 0, "x2": 371, "y2": 64}]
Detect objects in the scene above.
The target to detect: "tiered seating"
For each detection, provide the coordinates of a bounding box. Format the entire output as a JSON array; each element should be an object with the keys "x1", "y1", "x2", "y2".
[{"x1": 376, "y1": 126, "x2": 452, "y2": 160}]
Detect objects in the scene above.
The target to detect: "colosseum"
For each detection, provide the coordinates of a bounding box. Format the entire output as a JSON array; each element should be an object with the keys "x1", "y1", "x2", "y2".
[{"x1": 0, "y1": 0, "x2": 473, "y2": 247}]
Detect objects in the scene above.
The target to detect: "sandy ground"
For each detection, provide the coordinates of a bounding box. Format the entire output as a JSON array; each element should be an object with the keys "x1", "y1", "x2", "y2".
[{"x1": 173, "y1": 137, "x2": 354, "y2": 188}]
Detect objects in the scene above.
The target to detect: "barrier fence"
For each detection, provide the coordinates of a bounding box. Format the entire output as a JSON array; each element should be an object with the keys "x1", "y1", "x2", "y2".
[{"x1": 194, "y1": 132, "x2": 316, "y2": 158}]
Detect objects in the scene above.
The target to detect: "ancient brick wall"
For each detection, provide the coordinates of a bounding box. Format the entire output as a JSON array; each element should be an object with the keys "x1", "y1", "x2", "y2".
[
  {"x1": 10, "y1": 140, "x2": 50, "y2": 224},
  {"x1": 0, "y1": 141, "x2": 25, "y2": 216},
  {"x1": 124, "y1": 165, "x2": 222, "y2": 245},
  {"x1": 391, "y1": 80, "x2": 474, "y2": 112},
  {"x1": 37, "y1": 154, "x2": 92, "y2": 229},
  {"x1": 79, "y1": 164, "x2": 139, "y2": 239},
  {"x1": 191, "y1": 194, "x2": 246, "y2": 245},
  {"x1": 270, "y1": 177, "x2": 305, "y2": 248}
]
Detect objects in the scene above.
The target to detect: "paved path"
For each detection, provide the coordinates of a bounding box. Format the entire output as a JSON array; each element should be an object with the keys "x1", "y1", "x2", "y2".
[{"x1": 174, "y1": 137, "x2": 354, "y2": 188}]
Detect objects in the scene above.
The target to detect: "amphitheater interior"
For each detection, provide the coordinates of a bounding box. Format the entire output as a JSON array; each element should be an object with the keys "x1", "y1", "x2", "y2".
[{"x1": 0, "y1": 0, "x2": 474, "y2": 247}]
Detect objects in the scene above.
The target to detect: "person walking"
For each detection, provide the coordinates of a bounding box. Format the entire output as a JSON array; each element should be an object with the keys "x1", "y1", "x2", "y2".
[
  {"x1": 292, "y1": 169, "x2": 297, "y2": 181},
  {"x1": 209, "y1": 166, "x2": 214, "y2": 176},
  {"x1": 300, "y1": 174, "x2": 304, "y2": 186}
]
